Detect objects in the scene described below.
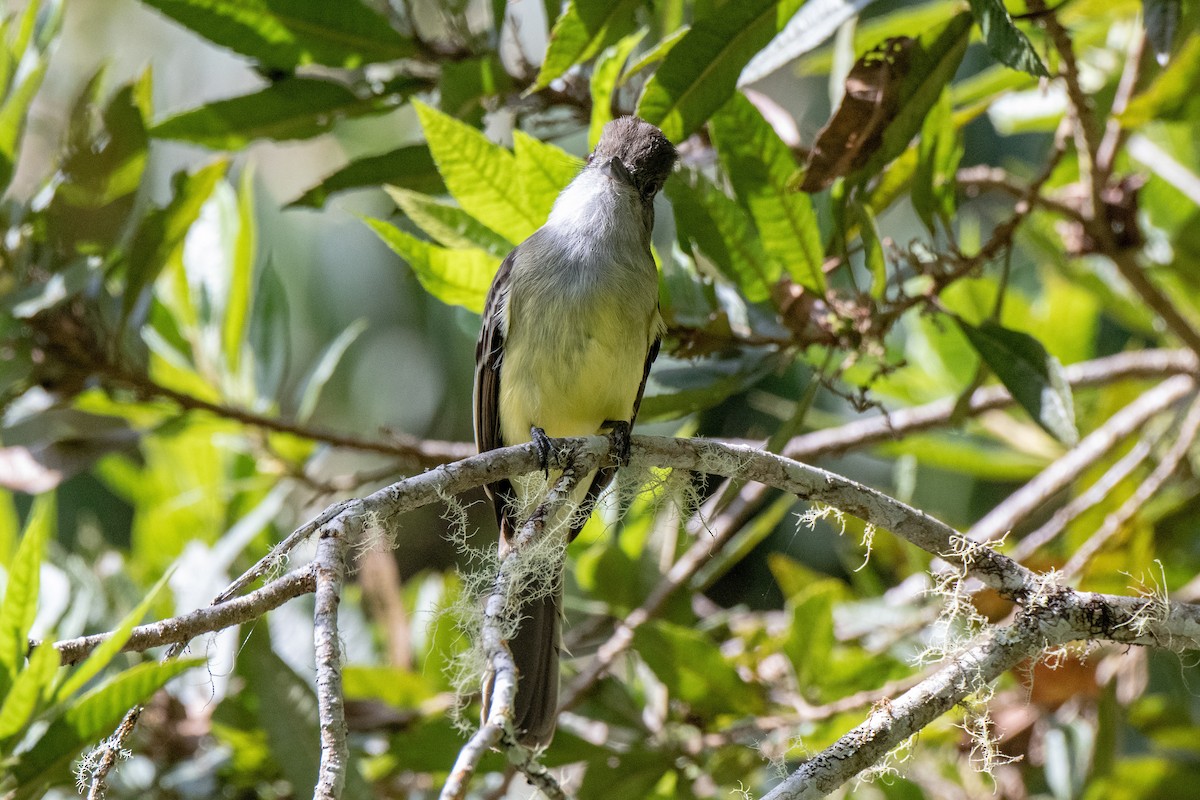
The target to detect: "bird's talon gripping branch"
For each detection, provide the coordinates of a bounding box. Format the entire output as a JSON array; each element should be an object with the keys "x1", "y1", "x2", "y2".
[
  {"x1": 530, "y1": 426, "x2": 554, "y2": 476},
  {"x1": 605, "y1": 419, "x2": 632, "y2": 467}
]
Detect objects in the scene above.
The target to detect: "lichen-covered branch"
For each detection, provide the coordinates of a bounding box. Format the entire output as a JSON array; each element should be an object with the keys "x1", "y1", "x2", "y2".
[{"x1": 314, "y1": 512, "x2": 356, "y2": 800}]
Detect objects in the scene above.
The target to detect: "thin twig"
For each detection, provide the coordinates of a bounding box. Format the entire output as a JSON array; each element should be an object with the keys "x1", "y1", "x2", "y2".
[
  {"x1": 760, "y1": 587, "x2": 1200, "y2": 800},
  {"x1": 50, "y1": 568, "x2": 316, "y2": 665},
  {"x1": 967, "y1": 374, "x2": 1195, "y2": 543},
  {"x1": 105, "y1": 366, "x2": 473, "y2": 466},
  {"x1": 1062, "y1": 391, "x2": 1200, "y2": 578},
  {"x1": 1009, "y1": 437, "x2": 1154, "y2": 562}
]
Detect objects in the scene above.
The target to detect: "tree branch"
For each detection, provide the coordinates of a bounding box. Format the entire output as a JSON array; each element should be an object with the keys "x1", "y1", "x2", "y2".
[
  {"x1": 50, "y1": 568, "x2": 316, "y2": 665},
  {"x1": 314, "y1": 513, "x2": 355, "y2": 800}
]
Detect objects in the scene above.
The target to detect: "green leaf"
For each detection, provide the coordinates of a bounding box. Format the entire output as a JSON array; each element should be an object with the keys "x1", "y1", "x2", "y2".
[
  {"x1": 47, "y1": 70, "x2": 152, "y2": 254},
  {"x1": 10, "y1": 658, "x2": 201, "y2": 791},
  {"x1": 1121, "y1": 33, "x2": 1200, "y2": 126},
  {"x1": 223, "y1": 166, "x2": 257, "y2": 372},
  {"x1": 0, "y1": 60, "x2": 45, "y2": 189},
  {"x1": 124, "y1": 159, "x2": 228, "y2": 322},
  {"x1": 847, "y1": 12, "x2": 972, "y2": 184},
  {"x1": 385, "y1": 186, "x2": 512, "y2": 256},
  {"x1": 739, "y1": 0, "x2": 881, "y2": 86},
  {"x1": 956, "y1": 318, "x2": 1078, "y2": 446},
  {"x1": 54, "y1": 569, "x2": 174, "y2": 703},
  {"x1": 533, "y1": 0, "x2": 644, "y2": 91},
  {"x1": 240, "y1": 629, "x2": 371, "y2": 800},
  {"x1": 633, "y1": 621, "x2": 762, "y2": 716},
  {"x1": 366, "y1": 219, "x2": 499, "y2": 313},
  {"x1": 412, "y1": 100, "x2": 539, "y2": 244},
  {"x1": 782, "y1": 581, "x2": 841, "y2": 691},
  {"x1": 665, "y1": 171, "x2": 778, "y2": 302},
  {"x1": 138, "y1": 0, "x2": 416, "y2": 70},
  {"x1": 912, "y1": 87, "x2": 960, "y2": 233},
  {"x1": 877, "y1": 433, "x2": 1048, "y2": 481},
  {"x1": 639, "y1": 350, "x2": 781, "y2": 420},
  {"x1": 440, "y1": 55, "x2": 513, "y2": 124},
  {"x1": 150, "y1": 77, "x2": 421, "y2": 149},
  {"x1": 294, "y1": 318, "x2": 368, "y2": 423},
  {"x1": 250, "y1": 258, "x2": 290, "y2": 399},
  {"x1": 622, "y1": 25, "x2": 689, "y2": 81},
  {"x1": 513, "y1": 130, "x2": 582, "y2": 222},
  {"x1": 1143, "y1": 0, "x2": 1181, "y2": 65},
  {"x1": 288, "y1": 144, "x2": 444, "y2": 208},
  {"x1": 966, "y1": 0, "x2": 1049, "y2": 77},
  {"x1": 636, "y1": 0, "x2": 805, "y2": 142},
  {"x1": 709, "y1": 92, "x2": 824, "y2": 292},
  {"x1": 850, "y1": 201, "x2": 886, "y2": 293},
  {"x1": 0, "y1": 490, "x2": 16, "y2": 567},
  {"x1": 0, "y1": 494, "x2": 53, "y2": 698},
  {"x1": 0, "y1": 642, "x2": 60, "y2": 742},
  {"x1": 589, "y1": 28, "x2": 646, "y2": 148}
]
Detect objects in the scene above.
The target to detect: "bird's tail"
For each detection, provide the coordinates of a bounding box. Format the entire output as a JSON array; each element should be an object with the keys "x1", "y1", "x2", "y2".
[{"x1": 481, "y1": 515, "x2": 563, "y2": 748}]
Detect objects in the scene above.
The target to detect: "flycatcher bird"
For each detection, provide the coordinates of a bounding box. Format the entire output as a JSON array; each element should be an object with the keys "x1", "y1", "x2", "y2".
[{"x1": 473, "y1": 117, "x2": 677, "y2": 747}]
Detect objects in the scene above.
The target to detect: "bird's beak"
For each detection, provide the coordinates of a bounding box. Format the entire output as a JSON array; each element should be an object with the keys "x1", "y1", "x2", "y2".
[{"x1": 598, "y1": 156, "x2": 635, "y2": 187}]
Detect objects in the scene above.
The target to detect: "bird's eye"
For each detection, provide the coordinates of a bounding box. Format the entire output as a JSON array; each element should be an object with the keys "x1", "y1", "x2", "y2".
[{"x1": 586, "y1": 153, "x2": 595, "y2": 164}]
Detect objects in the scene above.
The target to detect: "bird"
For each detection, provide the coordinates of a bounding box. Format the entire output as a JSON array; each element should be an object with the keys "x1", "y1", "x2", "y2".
[{"x1": 473, "y1": 117, "x2": 677, "y2": 747}]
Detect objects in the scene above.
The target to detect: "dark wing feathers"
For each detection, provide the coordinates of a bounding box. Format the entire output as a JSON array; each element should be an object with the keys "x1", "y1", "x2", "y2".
[{"x1": 474, "y1": 250, "x2": 517, "y2": 534}]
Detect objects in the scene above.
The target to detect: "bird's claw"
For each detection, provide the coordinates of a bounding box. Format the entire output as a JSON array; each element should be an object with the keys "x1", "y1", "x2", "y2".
[
  {"x1": 605, "y1": 420, "x2": 632, "y2": 467},
  {"x1": 530, "y1": 426, "x2": 553, "y2": 477}
]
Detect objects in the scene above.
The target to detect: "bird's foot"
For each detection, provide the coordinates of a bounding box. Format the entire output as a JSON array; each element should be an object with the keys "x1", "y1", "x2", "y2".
[
  {"x1": 530, "y1": 426, "x2": 553, "y2": 477},
  {"x1": 604, "y1": 420, "x2": 632, "y2": 467}
]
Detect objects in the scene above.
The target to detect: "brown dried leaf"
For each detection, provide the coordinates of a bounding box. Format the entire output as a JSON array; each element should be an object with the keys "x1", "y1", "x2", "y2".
[{"x1": 797, "y1": 38, "x2": 914, "y2": 193}]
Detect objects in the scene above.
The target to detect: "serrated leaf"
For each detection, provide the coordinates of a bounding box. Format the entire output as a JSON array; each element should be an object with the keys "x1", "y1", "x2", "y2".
[
  {"x1": 664, "y1": 171, "x2": 778, "y2": 302},
  {"x1": 366, "y1": 219, "x2": 499, "y2": 313},
  {"x1": 533, "y1": 0, "x2": 644, "y2": 91},
  {"x1": 295, "y1": 318, "x2": 368, "y2": 423},
  {"x1": 956, "y1": 318, "x2": 1078, "y2": 445},
  {"x1": 385, "y1": 186, "x2": 512, "y2": 256},
  {"x1": 151, "y1": 77, "x2": 421, "y2": 149},
  {"x1": 412, "y1": 100, "x2": 539, "y2": 244},
  {"x1": 124, "y1": 159, "x2": 228, "y2": 322},
  {"x1": 636, "y1": 0, "x2": 805, "y2": 142},
  {"x1": 54, "y1": 569, "x2": 174, "y2": 703},
  {"x1": 0, "y1": 494, "x2": 53, "y2": 698},
  {"x1": 966, "y1": 0, "x2": 1049, "y2": 77},
  {"x1": 0, "y1": 641, "x2": 59, "y2": 742},
  {"x1": 589, "y1": 29, "x2": 646, "y2": 148},
  {"x1": 709, "y1": 92, "x2": 824, "y2": 292},
  {"x1": 288, "y1": 144, "x2": 444, "y2": 208},
  {"x1": 633, "y1": 621, "x2": 762, "y2": 716},
  {"x1": 739, "y1": 0, "x2": 882, "y2": 86},
  {"x1": 513, "y1": 130, "x2": 582, "y2": 221},
  {"x1": 138, "y1": 0, "x2": 416, "y2": 70},
  {"x1": 10, "y1": 658, "x2": 201, "y2": 790}
]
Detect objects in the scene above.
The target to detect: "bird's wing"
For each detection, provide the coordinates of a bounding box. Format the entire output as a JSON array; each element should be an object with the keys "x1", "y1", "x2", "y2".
[{"x1": 474, "y1": 249, "x2": 517, "y2": 533}]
